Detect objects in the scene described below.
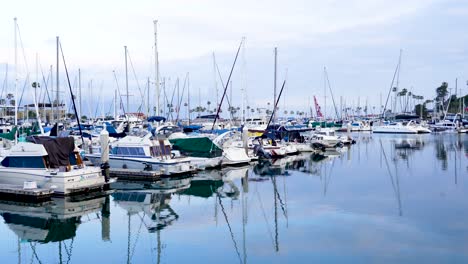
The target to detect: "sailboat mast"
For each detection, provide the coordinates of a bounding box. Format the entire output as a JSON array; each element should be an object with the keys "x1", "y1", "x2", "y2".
[
  {"x1": 273, "y1": 47, "x2": 277, "y2": 122},
  {"x1": 147, "y1": 77, "x2": 150, "y2": 117},
  {"x1": 34, "y1": 53, "x2": 44, "y2": 134},
  {"x1": 154, "y1": 20, "x2": 160, "y2": 116},
  {"x1": 14, "y1": 18, "x2": 18, "y2": 140},
  {"x1": 78, "y1": 68, "x2": 81, "y2": 119},
  {"x1": 56, "y1": 36, "x2": 60, "y2": 122},
  {"x1": 124, "y1": 46, "x2": 129, "y2": 113},
  {"x1": 213, "y1": 52, "x2": 218, "y2": 109},
  {"x1": 187, "y1": 72, "x2": 191, "y2": 124},
  {"x1": 241, "y1": 37, "x2": 246, "y2": 124}
]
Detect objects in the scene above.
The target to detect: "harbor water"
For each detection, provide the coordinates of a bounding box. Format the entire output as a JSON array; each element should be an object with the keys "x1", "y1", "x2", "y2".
[{"x1": 0, "y1": 133, "x2": 467, "y2": 263}]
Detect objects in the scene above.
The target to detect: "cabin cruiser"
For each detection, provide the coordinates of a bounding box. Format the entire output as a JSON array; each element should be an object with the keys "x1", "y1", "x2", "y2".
[
  {"x1": 86, "y1": 134, "x2": 198, "y2": 176},
  {"x1": 0, "y1": 136, "x2": 109, "y2": 195},
  {"x1": 307, "y1": 128, "x2": 344, "y2": 148},
  {"x1": 372, "y1": 121, "x2": 419, "y2": 134}
]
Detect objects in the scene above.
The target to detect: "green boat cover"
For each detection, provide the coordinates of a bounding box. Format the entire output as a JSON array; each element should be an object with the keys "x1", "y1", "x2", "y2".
[
  {"x1": 169, "y1": 137, "x2": 223, "y2": 158},
  {"x1": 181, "y1": 179, "x2": 224, "y2": 198},
  {"x1": 0, "y1": 126, "x2": 17, "y2": 141}
]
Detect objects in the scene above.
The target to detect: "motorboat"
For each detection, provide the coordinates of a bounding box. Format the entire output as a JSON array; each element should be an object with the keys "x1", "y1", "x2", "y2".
[
  {"x1": 0, "y1": 136, "x2": 109, "y2": 195},
  {"x1": 86, "y1": 134, "x2": 198, "y2": 176},
  {"x1": 372, "y1": 122, "x2": 418, "y2": 134}
]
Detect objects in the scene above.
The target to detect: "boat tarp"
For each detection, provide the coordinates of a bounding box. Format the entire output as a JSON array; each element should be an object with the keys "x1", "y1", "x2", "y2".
[
  {"x1": 169, "y1": 137, "x2": 222, "y2": 158},
  {"x1": 26, "y1": 136, "x2": 75, "y2": 168},
  {"x1": 0, "y1": 126, "x2": 17, "y2": 141}
]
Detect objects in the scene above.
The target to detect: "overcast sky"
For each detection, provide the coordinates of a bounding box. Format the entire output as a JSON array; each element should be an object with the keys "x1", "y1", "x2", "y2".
[{"x1": 1, "y1": 0, "x2": 467, "y2": 118}]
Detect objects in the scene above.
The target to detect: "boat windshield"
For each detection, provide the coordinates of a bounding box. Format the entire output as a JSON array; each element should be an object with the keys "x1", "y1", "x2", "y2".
[
  {"x1": 1, "y1": 156, "x2": 46, "y2": 168},
  {"x1": 111, "y1": 147, "x2": 146, "y2": 156}
]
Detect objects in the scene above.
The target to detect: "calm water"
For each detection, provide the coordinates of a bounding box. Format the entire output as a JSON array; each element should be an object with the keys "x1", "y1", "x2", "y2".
[{"x1": 0, "y1": 133, "x2": 467, "y2": 263}]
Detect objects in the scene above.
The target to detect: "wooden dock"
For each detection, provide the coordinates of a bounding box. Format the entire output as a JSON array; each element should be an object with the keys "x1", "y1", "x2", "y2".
[
  {"x1": 0, "y1": 184, "x2": 54, "y2": 202},
  {"x1": 109, "y1": 169, "x2": 163, "y2": 181}
]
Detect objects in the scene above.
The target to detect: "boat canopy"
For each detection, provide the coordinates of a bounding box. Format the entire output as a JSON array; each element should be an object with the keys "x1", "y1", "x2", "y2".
[
  {"x1": 147, "y1": 116, "x2": 167, "y2": 122},
  {"x1": 26, "y1": 136, "x2": 76, "y2": 168}
]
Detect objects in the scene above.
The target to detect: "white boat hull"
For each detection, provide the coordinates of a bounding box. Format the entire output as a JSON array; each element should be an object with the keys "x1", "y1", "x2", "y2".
[
  {"x1": 86, "y1": 154, "x2": 195, "y2": 176},
  {"x1": 0, "y1": 166, "x2": 106, "y2": 195}
]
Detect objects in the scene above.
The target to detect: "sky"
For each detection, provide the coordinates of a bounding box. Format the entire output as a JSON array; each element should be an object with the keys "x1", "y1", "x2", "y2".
[{"x1": 0, "y1": 0, "x2": 467, "y2": 119}]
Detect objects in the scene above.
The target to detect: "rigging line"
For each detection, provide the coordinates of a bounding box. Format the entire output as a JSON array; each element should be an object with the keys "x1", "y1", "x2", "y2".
[
  {"x1": 40, "y1": 64, "x2": 53, "y2": 105},
  {"x1": 175, "y1": 73, "x2": 188, "y2": 123},
  {"x1": 130, "y1": 212, "x2": 146, "y2": 261},
  {"x1": 324, "y1": 68, "x2": 340, "y2": 119},
  {"x1": 59, "y1": 41, "x2": 84, "y2": 146},
  {"x1": 1, "y1": 64, "x2": 7, "y2": 100},
  {"x1": 112, "y1": 70, "x2": 127, "y2": 115},
  {"x1": 271, "y1": 175, "x2": 287, "y2": 220},
  {"x1": 215, "y1": 58, "x2": 236, "y2": 125},
  {"x1": 211, "y1": 39, "x2": 243, "y2": 130},
  {"x1": 127, "y1": 49, "x2": 146, "y2": 113},
  {"x1": 65, "y1": 238, "x2": 74, "y2": 264},
  {"x1": 17, "y1": 73, "x2": 29, "y2": 107},
  {"x1": 29, "y1": 242, "x2": 43, "y2": 264},
  {"x1": 93, "y1": 81, "x2": 104, "y2": 118},
  {"x1": 15, "y1": 22, "x2": 30, "y2": 74},
  {"x1": 217, "y1": 192, "x2": 243, "y2": 264},
  {"x1": 382, "y1": 58, "x2": 400, "y2": 118},
  {"x1": 379, "y1": 139, "x2": 402, "y2": 216},
  {"x1": 167, "y1": 79, "x2": 177, "y2": 121},
  {"x1": 265, "y1": 79, "x2": 286, "y2": 129},
  {"x1": 255, "y1": 183, "x2": 275, "y2": 248}
]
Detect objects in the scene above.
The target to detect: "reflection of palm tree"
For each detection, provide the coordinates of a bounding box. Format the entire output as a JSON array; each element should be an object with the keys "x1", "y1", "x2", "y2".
[{"x1": 435, "y1": 139, "x2": 448, "y2": 170}]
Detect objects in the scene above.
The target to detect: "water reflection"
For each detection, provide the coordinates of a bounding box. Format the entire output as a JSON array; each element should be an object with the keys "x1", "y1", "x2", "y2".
[
  {"x1": 0, "y1": 134, "x2": 467, "y2": 263},
  {"x1": 0, "y1": 192, "x2": 110, "y2": 263}
]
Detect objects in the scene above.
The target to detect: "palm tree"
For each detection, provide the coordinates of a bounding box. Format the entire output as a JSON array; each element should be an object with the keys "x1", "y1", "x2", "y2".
[{"x1": 207, "y1": 101, "x2": 211, "y2": 112}]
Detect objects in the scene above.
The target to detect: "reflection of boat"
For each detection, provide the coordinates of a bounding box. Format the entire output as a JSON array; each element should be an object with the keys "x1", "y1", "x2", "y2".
[
  {"x1": 253, "y1": 159, "x2": 287, "y2": 176},
  {"x1": 181, "y1": 167, "x2": 246, "y2": 199},
  {"x1": 111, "y1": 176, "x2": 191, "y2": 194},
  {"x1": 394, "y1": 138, "x2": 424, "y2": 150},
  {"x1": 0, "y1": 192, "x2": 110, "y2": 243},
  {"x1": 112, "y1": 191, "x2": 178, "y2": 232}
]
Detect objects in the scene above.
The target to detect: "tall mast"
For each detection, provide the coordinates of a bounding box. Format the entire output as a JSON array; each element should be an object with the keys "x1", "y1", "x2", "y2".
[
  {"x1": 273, "y1": 47, "x2": 277, "y2": 122},
  {"x1": 78, "y1": 68, "x2": 81, "y2": 119},
  {"x1": 154, "y1": 20, "x2": 160, "y2": 116},
  {"x1": 394, "y1": 49, "x2": 402, "y2": 113},
  {"x1": 213, "y1": 52, "x2": 219, "y2": 109},
  {"x1": 124, "y1": 46, "x2": 129, "y2": 113},
  {"x1": 241, "y1": 37, "x2": 246, "y2": 124},
  {"x1": 323, "y1": 67, "x2": 327, "y2": 119},
  {"x1": 56, "y1": 36, "x2": 60, "y2": 122},
  {"x1": 114, "y1": 89, "x2": 117, "y2": 119},
  {"x1": 187, "y1": 72, "x2": 190, "y2": 124},
  {"x1": 147, "y1": 77, "x2": 150, "y2": 118},
  {"x1": 34, "y1": 53, "x2": 44, "y2": 134},
  {"x1": 14, "y1": 18, "x2": 18, "y2": 140}
]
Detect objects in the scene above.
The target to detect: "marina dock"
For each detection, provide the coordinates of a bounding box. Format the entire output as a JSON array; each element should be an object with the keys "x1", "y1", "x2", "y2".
[{"x1": 0, "y1": 183, "x2": 54, "y2": 202}]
